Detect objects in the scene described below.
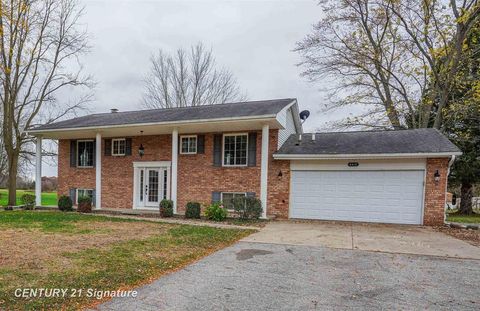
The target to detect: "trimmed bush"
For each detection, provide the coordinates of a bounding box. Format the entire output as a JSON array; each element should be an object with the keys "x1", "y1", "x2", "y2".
[
  {"x1": 185, "y1": 202, "x2": 201, "y2": 219},
  {"x1": 21, "y1": 193, "x2": 36, "y2": 210},
  {"x1": 233, "y1": 196, "x2": 262, "y2": 220},
  {"x1": 204, "y1": 202, "x2": 227, "y2": 221},
  {"x1": 160, "y1": 199, "x2": 174, "y2": 217},
  {"x1": 58, "y1": 195, "x2": 73, "y2": 212},
  {"x1": 77, "y1": 196, "x2": 92, "y2": 213}
]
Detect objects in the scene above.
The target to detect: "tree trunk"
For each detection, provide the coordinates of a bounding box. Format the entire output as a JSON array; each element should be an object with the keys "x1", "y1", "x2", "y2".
[
  {"x1": 458, "y1": 182, "x2": 473, "y2": 215},
  {"x1": 7, "y1": 154, "x2": 18, "y2": 207}
]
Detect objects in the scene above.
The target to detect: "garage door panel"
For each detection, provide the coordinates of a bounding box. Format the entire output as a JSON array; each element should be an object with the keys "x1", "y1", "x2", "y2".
[{"x1": 291, "y1": 170, "x2": 424, "y2": 225}]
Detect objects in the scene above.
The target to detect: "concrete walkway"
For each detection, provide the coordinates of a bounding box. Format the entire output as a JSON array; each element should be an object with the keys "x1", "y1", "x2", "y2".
[{"x1": 242, "y1": 221, "x2": 480, "y2": 259}]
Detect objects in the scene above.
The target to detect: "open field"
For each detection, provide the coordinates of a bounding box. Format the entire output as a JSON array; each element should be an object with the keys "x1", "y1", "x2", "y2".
[
  {"x1": 0, "y1": 189, "x2": 57, "y2": 206},
  {"x1": 0, "y1": 211, "x2": 253, "y2": 310}
]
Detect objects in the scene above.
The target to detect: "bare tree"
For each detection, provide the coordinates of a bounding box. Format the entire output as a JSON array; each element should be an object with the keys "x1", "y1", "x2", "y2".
[
  {"x1": 143, "y1": 43, "x2": 245, "y2": 109},
  {"x1": 1, "y1": 0, "x2": 93, "y2": 206},
  {"x1": 296, "y1": 0, "x2": 480, "y2": 130}
]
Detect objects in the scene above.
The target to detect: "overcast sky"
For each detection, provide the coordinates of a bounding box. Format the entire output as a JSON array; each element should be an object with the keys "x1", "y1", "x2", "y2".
[{"x1": 43, "y1": 0, "x2": 351, "y2": 176}]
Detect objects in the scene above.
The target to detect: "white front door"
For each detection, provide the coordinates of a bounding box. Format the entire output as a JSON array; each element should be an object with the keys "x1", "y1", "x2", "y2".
[
  {"x1": 134, "y1": 165, "x2": 170, "y2": 209},
  {"x1": 146, "y1": 168, "x2": 161, "y2": 207}
]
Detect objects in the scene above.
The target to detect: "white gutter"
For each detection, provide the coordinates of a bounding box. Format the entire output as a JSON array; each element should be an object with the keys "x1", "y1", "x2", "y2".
[
  {"x1": 26, "y1": 114, "x2": 278, "y2": 135},
  {"x1": 273, "y1": 152, "x2": 463, "y2": 160}
]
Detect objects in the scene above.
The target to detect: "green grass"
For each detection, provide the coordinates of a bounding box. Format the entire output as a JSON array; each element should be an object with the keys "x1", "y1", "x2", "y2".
[
  {"x1": 446, "y1": 211, "x2": 480, "y2": 224},
  {"x1": 0, "y1": 210, "x2": 138, "y2": 233},
  {"x1": 0, "y1": 189, "x2": 57, "y2": 206},
  {"x1": 0, "y1": 211, "x2": 254, "y2": 310}
]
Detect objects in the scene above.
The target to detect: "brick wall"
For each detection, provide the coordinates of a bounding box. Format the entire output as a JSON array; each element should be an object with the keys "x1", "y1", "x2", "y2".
[
  {"x1": 57, "y1": 130, "x2": 287, "y2": 217},
  {"x1": 423, "y1": 157, "x2": 449, "y2": 226},
  {"x1": 58, "y1": 135, "x2": 172, "y2": 208},
  {"x1": 177, "y1": 130, "x2": 263, "y2": 214},
  {"x1": 58, "y1": 140, "x2": 96, "y2": 200},
  {"x1": 267, "y1": 131, "x2": 290, "y2": 219}
]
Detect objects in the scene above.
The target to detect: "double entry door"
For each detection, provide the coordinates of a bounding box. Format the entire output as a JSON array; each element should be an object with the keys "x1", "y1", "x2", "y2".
[{"x1": 134, "y1": 164, "x2": 170, "y2": 209}]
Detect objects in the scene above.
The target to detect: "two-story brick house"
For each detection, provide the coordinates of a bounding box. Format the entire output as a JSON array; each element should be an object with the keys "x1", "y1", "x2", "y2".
[{"x1": 28, "y1": 98, "x2": 461, "y2": 225}]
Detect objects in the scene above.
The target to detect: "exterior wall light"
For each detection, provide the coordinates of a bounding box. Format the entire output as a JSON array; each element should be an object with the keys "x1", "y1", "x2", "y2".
[
  {"x1": 434, "y1": 170, "x2": 440, "y2": 183},
  {"x1": 278, "y1": 170, "x2": 283, "y2": 178}
]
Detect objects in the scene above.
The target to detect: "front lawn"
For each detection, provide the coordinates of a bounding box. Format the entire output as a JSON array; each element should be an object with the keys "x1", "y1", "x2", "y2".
[
  {"x1": 446, "y1": 208, "x2": 480, "y2": 224},
  {"x1": 0, "y1": 189, "x2": 57, "y2": 206},
  {"x1": 0, "y1": 211, "x2": 253, "y2": 310}
]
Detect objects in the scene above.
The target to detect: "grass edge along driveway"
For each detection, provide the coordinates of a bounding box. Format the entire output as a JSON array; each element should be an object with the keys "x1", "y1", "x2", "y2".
[{"x1": 0, "y1": 211, "x2": 255, "y2": 310}]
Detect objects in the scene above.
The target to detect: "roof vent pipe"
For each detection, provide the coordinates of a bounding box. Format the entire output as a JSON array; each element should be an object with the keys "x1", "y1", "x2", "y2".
[
  {"x1": 110, "y1": 108, "x2": 118, "y2": 113},
  {"x1": 312, "y1": 133, "x2": 315, "y2": 141}
]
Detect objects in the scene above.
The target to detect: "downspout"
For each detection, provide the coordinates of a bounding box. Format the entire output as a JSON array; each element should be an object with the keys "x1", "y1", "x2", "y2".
[{"x1": 444, "y1": 155, "x2": 456, "y2": 223}]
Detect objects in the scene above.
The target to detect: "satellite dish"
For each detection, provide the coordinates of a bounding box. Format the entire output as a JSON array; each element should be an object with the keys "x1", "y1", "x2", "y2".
[{"x1": 299, "y1": 110, "x2": 310, "y2": 123}]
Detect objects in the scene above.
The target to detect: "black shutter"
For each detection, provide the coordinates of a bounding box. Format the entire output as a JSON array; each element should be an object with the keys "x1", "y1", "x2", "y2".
[
  {"x1": 125, "y1": 138, "x2": 132, "y2": 156},
  {"x1": 70, "y1": 140, "x2": 77, "y2": 167},
  {"x1": 69, "y1": 188, "x2": 76, "y2": 204},
  {"x1": 92, "y1": 141, "x2": 96, "y2": 167},
  {"x1": 246, "y1": 192, "x2": 256, "y2": 198},
  {"x1": 197, "y1": 135, "x2": 205, "y2": 154},
  {"x1": 212, "y1": 191, "x2": 221, "y2": 203},
  {"x1": 92, "y1": 189, "x2": 96, "y2": 207},
  {"x1": 104, "y1": 139, "x2": 112, "y2": 156},
  {"x1": 213, "y1": 134, "x2": 222, "y2": 166},
  {"x1": 248, "y1": 132, "x2": 257, "y2": 167}
]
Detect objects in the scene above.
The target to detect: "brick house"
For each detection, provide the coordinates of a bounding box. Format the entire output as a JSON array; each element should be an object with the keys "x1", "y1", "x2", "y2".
[{"x1": 28, "y1": 99, "x2": 461, "y2": 225}]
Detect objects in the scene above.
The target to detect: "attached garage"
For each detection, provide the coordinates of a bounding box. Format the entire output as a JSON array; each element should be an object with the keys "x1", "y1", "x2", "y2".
[
  {"x1": 290, "y1": 169, "x2": 424, "y2": 224},
  {"x1": 274, "y1": 129, "x2": 462, "y2": 225}
]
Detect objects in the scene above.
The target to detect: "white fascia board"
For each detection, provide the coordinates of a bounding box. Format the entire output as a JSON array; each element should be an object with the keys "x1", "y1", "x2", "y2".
[
  {"x1": 26, "y1": 114, "x2": 278, "y2": 135},
  {"x1": 273, "y1": 152, "x2": 462, "y2": 160},
  {"x1": 275, "y1": 99, "x2": 302, "y2": 134}
]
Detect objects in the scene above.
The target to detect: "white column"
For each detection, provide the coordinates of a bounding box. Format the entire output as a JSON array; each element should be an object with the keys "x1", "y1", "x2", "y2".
[
  {"x1": 171, "y1": 128, "x2": 178, "y2": 214},
  {"x1": 95, "y1": 132, "x2": 102, "y2": 209},
  {"x1": 260, "y1": 124, "x2": 269, "y2": 218},
  {"x1": 35, "y1": 136, "x2": 42, "y2": 207}
]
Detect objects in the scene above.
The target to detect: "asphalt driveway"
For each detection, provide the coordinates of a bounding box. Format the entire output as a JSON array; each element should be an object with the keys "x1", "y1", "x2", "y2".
[{"x1": 97, "y1": 222, "x2": 480, "y2": 310}]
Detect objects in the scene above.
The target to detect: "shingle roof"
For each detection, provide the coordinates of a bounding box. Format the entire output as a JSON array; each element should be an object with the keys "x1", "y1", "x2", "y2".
[
  {"x1": 31, "y1": 98, "x2": 295, "y2": 131},
  {"x1": 276, "y1": 128, "x2": 461, "y2": 155}
]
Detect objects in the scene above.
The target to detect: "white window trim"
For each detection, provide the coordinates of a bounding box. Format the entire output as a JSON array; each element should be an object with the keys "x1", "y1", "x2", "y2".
[
  {"x1": 222, "y1": 133, "x2": 248, "y2": 167},
  {"x1": 77, "y1": 140, "x2": 94, "y2": 168},
  {"x1": 112, "y1": 138, "x2": 126, "y2": 156},
  {"x1": 76, "y1": 188, "x2": 94, "y2": 205},
  {"x1": 180, "y1": 135, "x2": 198, "y2": 154},
  {"x1": 221, "y1": 192, "x2": 247, "y2": 211}
]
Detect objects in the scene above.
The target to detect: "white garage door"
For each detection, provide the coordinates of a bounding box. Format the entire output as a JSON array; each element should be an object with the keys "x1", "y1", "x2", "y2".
[{"x1": 290, "y1": 170, "x2": 424, "y2": 224}]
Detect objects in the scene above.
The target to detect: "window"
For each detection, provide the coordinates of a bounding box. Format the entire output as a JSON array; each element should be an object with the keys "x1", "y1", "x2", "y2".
[
  {"x1": 221, "y1": 192, "x2": 246, "y2": 210},
  {"x1": 112, "y1": 138, "x2": 126, "y2": 156},
  {"x1": 76, "y1": 189, "x2": 94, "y2": 204},
  {"x1": 223, "y1": 134, "x2": 248, "y2": 166},
  {"x1": 77, "y1": 140, "x2": 94, "y2": 167},
  {"x1": 180, "y1": 135, "x2": 197, "y2": 154}
]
